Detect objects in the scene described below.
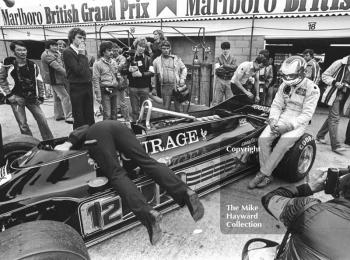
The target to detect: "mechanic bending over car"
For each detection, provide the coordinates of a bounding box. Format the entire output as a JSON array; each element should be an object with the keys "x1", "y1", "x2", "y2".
[
  {"x1": 55, "y1": 120, "x2": 204, "y2": 245},
  {"x1": 249, "y1": 56, "x2": 320, "y2": 189},
  {"x1": 261, "y1": 169, "x2": 350, "y2": 259}
]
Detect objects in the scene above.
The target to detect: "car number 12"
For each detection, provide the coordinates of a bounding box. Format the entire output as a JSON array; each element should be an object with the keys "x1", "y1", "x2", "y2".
[{"x1": 79, "y1": 195, "x2": 123, "y2": 236}]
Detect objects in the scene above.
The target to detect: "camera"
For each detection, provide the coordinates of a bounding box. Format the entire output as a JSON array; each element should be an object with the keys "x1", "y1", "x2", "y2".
[
  {"x1": 122, "y1": 48, "x2": 136, "y2": 61},
  {"x1": 324, "y1": 166, "x2": 350, "y2": 197}
]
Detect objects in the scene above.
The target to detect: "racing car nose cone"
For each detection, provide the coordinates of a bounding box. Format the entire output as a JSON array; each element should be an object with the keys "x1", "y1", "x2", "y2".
[{"x1": 88, "y1": 177, "x2": 109, "y2": 189}]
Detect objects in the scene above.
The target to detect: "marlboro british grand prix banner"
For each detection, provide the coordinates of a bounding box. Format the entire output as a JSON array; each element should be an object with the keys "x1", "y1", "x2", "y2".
[{"x1": 0, "y1": 0, "x2": 350, "y2": 27}]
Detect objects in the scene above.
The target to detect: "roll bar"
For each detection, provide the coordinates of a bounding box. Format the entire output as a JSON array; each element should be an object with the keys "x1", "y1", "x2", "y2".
[{"x1": 136, "y1": 100, "x2": 197, "y2": 130}]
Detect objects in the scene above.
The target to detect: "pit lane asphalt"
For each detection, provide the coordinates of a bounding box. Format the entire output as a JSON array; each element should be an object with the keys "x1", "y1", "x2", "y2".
[{"x1": 1, "y1": 99, "x2": 350, "y2": 260}]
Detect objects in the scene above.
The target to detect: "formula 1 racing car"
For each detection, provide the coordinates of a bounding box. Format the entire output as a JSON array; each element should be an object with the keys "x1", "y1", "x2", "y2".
[{"x1": 0, "y1": 95, "x2": 316, "y2": 259}]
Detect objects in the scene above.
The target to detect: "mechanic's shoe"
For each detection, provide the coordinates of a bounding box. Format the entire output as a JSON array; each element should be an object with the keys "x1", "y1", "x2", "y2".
[
  {"x1": 185, "y1": 189, "x2": 204, "y2": 222},
  {"x1": 315, "y1": 137, "x2": 327, "y2": 144},
  {"x1": 256, "y1": 175, "x2": 274, "y2": 188},
  {"x1": 145, "y1": 210, "x2": 162, "y2": 245},
  {"x1": 65, "y1": 118, "x2": 74, "y2": 124},
  {"x1": 332, "y1": 147, "x2": 347, "y2": 154},
  {"x1": 248, "y1": 172, "x2": 265, "y2": 189}
]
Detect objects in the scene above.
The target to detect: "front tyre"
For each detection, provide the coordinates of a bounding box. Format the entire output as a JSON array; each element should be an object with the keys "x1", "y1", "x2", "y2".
[{"x1": 0, "y1": 220, "x2": 90, "y2": 260}]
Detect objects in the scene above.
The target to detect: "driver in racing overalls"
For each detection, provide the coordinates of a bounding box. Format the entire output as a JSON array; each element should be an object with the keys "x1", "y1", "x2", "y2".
[{"x1": 248, "y1": 56, "x2": 320, "y2": 189}]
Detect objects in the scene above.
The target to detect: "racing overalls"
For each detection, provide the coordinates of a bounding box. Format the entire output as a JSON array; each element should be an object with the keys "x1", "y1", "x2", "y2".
[
  {"x1": 259, "y1": 78, "x2": 320, "y2": 176},
  {"x1": 262, "y1": 184, "x2": 350, "y2": 259}
]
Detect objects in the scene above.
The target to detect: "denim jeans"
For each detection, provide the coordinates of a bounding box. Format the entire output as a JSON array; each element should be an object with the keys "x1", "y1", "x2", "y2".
[
  {"x1": 161, "y1": 84, "x2": 181, "y2": 112},
  {"x1": 52, "y1": 84, "x2": 72, "y2": 120},
  {"x1": 211, "y1": 77, "x2": 233, "y2": 106},
  {"x1": 9, "y1": 95, "x2": 54, "y2": 140},
  {"x1": 317, "y1": 93, "x2": 343, "y2": 150},
  {"x1": 101, "y1": 88, "x2": 118, "y2": 120},
  {"x1": 265, "y1": 86, "x2": 278, "y2": 106},
  {"x1": 129, "y1": 87, "x2": 149, "y2": 122},
  {"x1": 116, "y1": 89, "x2": 130, "y2": 121}
]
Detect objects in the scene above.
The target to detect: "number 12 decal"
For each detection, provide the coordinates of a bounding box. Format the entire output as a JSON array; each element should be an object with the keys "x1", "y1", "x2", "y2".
[{"x1": 80, "y1": 196, "x2": 123, "y2": 235}]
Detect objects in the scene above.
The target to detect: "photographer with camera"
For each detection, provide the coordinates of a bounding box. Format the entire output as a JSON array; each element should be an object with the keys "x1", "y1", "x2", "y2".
[
  {"x1": 260, "y1": 168, "x2": 350, "y2": 259},
  {"x1": 0, "y1": 41, "x2": 53, "y2": 140}
]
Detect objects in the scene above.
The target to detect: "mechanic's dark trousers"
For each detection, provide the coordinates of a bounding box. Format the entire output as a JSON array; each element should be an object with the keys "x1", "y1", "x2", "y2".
[
  {"x1": 86, "y1": 120, "x2": 188, "y2": 227},
  {"x1": 69, "y1": 83, "x2": 95, "y2": 129}
]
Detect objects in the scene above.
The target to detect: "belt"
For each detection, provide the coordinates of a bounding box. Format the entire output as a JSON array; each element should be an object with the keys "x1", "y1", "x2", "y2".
[{"x1": 218, "y1": 75, "x2": 232, "y2": 80}]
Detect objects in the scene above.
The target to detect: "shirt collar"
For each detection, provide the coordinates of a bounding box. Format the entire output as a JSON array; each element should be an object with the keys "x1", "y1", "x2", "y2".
[
  {"x1": 222, "y1": 53, "x2": 230, "y2": 59},
  {"x1": 70, "y1": 44, "x2": 79, "y2": 54}
]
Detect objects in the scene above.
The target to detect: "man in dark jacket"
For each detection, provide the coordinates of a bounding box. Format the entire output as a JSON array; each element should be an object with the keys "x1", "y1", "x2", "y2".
[
  {"x1": 63, "y1": 27, "x2": 95, "y2": 129},
  {"x1": 124, "y1": 38, "x2": 154, "y2": 121},
  {"x1": 55, "y1": 120, "x2": 204, "y2": 245},
  {"x1": 41, "y1": 40, "x2": 73, "y2": 124},
  {"x1": 0, "y1": 40, "x2": 53, "y2": 140},
  {"x1": 261, "y1": 169, "x2": 350, "y2": 259}
]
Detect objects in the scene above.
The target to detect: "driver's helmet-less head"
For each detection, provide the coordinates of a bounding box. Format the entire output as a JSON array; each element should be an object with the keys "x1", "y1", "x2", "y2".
[{"x1": 280, "y1": 56, "x2": 307, "y2": 86}]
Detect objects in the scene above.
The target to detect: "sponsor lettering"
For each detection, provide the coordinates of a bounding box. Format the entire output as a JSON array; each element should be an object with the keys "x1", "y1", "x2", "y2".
[
  {"x1": 141, "y1": 129, "x2": 202, "y2": 155},
  {"x1": 299, "y1": 135, "x2": 313, "y2": 149},
  {"x1": 251, "y1": 104, "x2": 270, "y2": 113},
  {"x1": 1, "y1": 0, "x2": 150, "y2": 25},
  {"x1": 241, "y1": 138, "x2": 257, "y2": 147},
  {"x1": 2, "y1": 0, "x2": 350, "y2": 26}
]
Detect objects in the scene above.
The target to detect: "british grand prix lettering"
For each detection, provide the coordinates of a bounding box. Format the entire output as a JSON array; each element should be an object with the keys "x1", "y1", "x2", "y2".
[{"x1": 1, "y1": 0, "x2": 350, "y2": 26}]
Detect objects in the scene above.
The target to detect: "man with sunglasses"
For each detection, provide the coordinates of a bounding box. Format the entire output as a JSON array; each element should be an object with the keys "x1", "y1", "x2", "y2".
[{"x1": 249, "y1": 56, "x2": 320, "y2": 189}]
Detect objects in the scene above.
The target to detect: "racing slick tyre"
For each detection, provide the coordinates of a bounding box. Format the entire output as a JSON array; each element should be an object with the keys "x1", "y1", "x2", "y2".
[
  {"x1": 2, "y1": 135, "x2": 40, "y2": 165},
  {"x1": 0, "y1": 220, "x2": 90, "y2": 260},
  {"x1": 273, "y1": 133, "x2": 316, "y2": 183}
]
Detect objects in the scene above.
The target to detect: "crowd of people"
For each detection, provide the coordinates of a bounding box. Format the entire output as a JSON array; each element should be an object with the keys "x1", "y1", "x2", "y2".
[{"x1": 0, "y1": 26, "x2": 349, "y2": 159}]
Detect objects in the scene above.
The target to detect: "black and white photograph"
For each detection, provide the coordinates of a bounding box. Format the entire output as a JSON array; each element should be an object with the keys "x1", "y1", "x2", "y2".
[{"x1": 0, "y1": 0, "x2": 350, "y2": 259}]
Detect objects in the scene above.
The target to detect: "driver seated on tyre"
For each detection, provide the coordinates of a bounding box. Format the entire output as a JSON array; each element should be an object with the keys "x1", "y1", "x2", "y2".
[
  {"x1": 248, "y1": 56, "x2": 320, "y2": 189},
  {"x1": 54, "y1": 120, "x2": 204, "y2": 245}
]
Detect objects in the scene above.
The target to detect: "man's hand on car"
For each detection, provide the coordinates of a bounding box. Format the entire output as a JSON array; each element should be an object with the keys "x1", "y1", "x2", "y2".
[
  {"x1": 55, "y1": 141, "x2": 73, "y2": 151},
  {"x1": 308, "y1": 169, "x2": 328, "y2": 193},
  {"x1": 245, "y1": 91, "x2": 254, "y2": 99},
  {"x1": 254, "y1": 95, "x2": 260, "y2": 104},
  {"x1": 335, "y1": 82, "x2": 344, "y2": 89}
]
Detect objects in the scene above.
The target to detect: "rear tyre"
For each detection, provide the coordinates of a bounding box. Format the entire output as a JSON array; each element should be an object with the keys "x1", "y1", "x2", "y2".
[
  {"x1": 0, "y1": 220, "x2": 89, "y2": 260},
  {"x1": 3, "y1": 135, "x2": 39, "y2": 165},
  {"x1": 273, "y1": 133, "x2": 316, "y2": 182}
]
